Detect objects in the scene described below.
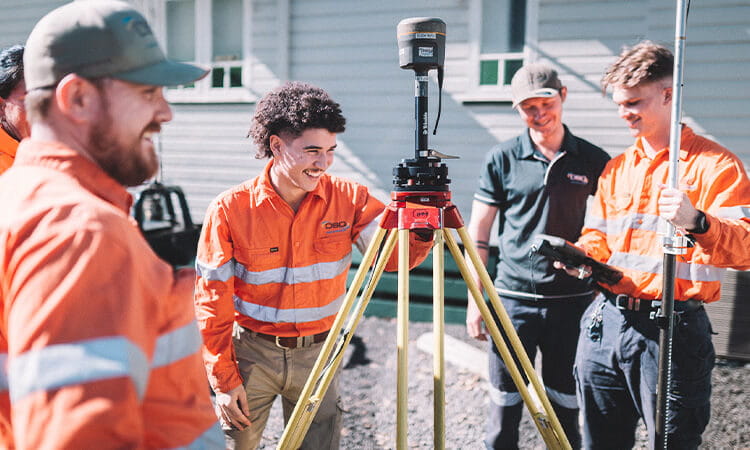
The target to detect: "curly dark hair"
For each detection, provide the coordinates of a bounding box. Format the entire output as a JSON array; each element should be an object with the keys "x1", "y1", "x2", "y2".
[
  {"x1": 248, "y1": 81, "x2": 346, "y2": 159},
  {"x1": 601, "y1": 40, "x2": 673, "y2": 92},
  {"x1": 0, "y1": 44, "x2": 24, "y2": 99}
]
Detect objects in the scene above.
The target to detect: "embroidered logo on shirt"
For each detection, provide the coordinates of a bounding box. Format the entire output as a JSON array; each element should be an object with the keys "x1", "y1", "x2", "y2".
[
  {"x1": 322, "y1": 220, "x2": 351, "y2": 234},
  {"x1": 270, "y1": 247, "x2": 279, "y2": 253},
  {"x1": 566, "y1": 173, "x2": 589, "y2": 185}
]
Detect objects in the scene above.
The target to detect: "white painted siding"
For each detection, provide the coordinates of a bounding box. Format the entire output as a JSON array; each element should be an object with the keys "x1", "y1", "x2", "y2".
[
  {"x1": 0, "y1": 0, "x2": 67, "y2": 47},
  {"x1": 287, "y1": 1, "x2": 494, "y2": 218},
  {"x1": 534, "y1": 0, "x2": 750, "y2": 158},
  {"x1": 160, "y1": 102, "x2": 390, "y2": 223},
  {"x1": 2, "y1": 0, "x2": 749, "y2": 226}
]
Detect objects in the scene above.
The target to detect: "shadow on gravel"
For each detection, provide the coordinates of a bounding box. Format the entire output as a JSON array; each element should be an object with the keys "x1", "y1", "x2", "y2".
[{"x1": 344, "y1": 335, "x2": 372, "y2": 369}]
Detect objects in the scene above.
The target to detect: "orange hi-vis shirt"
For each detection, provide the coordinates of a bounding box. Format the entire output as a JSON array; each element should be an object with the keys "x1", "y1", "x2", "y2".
[
  {"x1": 579, "y1": 126, "x2": 750, "y2": 303},
  {"x1": 195, "y1": 159, "x2": 433, "y2": 393},
  {"x1": 0, "y1": 140, "x2": 222, "y2": 449},
  {"x1": 0, "y1": 129, "x2": 18, "y2": 176}
]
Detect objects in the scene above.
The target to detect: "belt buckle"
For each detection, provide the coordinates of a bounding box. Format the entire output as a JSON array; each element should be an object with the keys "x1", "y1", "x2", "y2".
[
  {"x1": 614, "y1": 294, "x2": 643, "y2": 311},
  {"x1": 274, "y1": 336, "x2": 293, "y2": 350},
  {"x1": 614, "y1": 294, "x2": 631, "y2": 310},
  {"x1": 275, "y1": 335, "x2": 312, "y2": 349}
]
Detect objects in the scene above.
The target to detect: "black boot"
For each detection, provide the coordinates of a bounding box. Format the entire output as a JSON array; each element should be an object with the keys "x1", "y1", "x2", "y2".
[
  {"x1": 485, "y1": 402, "x2": 523, "y2": 450},
  {"x1": 552, "y1": 403, "x2": 581, "y2": 450}
]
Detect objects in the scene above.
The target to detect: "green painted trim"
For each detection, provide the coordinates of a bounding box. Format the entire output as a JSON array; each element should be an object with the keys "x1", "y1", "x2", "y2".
[{"x1": 363, "y1": 298, "x2": 467, "y2": 324}]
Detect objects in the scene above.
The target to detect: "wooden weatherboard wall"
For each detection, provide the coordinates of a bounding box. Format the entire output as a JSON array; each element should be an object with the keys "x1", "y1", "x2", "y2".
[{"x1": 1, "y1": 0, "x2": 748, "y2": 227}]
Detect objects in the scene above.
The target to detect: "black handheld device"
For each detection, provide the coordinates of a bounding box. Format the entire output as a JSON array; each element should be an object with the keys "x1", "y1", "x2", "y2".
[
  {"x1": 133, "y1": 182, "x2": 202, "y2": 267},
  {"x1": 532, "y1": 234, "x2": 623, "y2": 285}
]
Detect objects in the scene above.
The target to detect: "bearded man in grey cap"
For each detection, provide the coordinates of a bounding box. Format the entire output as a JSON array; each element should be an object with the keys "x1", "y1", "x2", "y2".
[
  {"x1": 0, "y1": 1, "x2": 222, "y2": 448},
  {"x1": 465, "y1": 63, "x2": 610, "y2": 449}
]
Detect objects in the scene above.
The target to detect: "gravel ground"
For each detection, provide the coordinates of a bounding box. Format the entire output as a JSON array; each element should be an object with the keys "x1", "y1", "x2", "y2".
[{"x1": 256, "y1": 316, "x2": 749, "y2": 449}]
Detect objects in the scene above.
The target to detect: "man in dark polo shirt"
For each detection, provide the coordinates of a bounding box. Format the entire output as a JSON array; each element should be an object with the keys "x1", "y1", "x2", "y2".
[{"x1": 465, "y1": 63, "x2": 610, "y2": 449}]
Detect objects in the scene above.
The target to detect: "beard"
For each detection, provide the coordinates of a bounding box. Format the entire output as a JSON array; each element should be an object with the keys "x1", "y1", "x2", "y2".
[
  {"x1": 1, "y1": 117, "x2": 20, "y2": 142},
  {"x1": 88, "y1": 110, "x2": 160, "y2": 187}
]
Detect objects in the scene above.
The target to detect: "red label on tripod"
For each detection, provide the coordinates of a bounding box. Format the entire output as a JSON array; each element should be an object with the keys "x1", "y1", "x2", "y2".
[{"x1": 398, "y1": 205, "x2": 441, "y2": 230}]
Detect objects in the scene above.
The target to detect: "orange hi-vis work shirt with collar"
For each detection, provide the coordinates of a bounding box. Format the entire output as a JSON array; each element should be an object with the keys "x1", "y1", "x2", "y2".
[
  {"x1": 195, "y1": 159, "x2": 433, "y2": 393},
  {"x1": 0, "y1": 140, "x2": 222, "y2": 449},
  {"x1": 0, "y1": 129, "x2": 18, "y2": 176},
  {"x1": 579, "y1": 126, "x2": 750, "y2": 303}
]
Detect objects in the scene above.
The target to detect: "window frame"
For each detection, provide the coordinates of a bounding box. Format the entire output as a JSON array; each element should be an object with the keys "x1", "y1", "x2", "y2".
[
  {"x1": 138, "y1": 0, "x2": 256, "y2": 103},
  {"x1": 461, "y1": 0, "x2": 539, "y2": 103}
]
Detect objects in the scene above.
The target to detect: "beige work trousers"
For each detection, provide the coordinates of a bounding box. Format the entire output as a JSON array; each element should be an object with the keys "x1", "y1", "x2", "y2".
[{"x1": 224, "y1": 325, "x2": 342, "y2": 450}]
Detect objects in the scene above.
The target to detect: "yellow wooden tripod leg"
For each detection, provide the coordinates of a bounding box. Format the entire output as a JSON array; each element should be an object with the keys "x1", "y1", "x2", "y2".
[
  {"x1": 432, "y1": 229, "x2": 446, "y2": 450},
  {"x1": 396, "y1": 228, "x2": 410, "y2": 450},
  {"x1": 446, "y1": 228, "x2": 571, "y2": 450},
  {"x1": 278, "y1": 227, "x2": 398, "y2": 449}
]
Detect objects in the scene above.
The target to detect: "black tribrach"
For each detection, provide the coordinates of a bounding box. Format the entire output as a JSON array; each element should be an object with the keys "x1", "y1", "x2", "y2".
[{"x1": 392, "y1": 158, "x2": 450, "y2": 192}]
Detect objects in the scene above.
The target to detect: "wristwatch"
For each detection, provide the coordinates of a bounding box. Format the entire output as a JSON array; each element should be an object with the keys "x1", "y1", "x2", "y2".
[{"x1": 686, "y1": 210, "x2": 710, "y2": 234}]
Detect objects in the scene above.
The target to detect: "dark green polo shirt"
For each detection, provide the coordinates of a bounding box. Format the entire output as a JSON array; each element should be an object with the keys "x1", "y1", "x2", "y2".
[{"x1": 474, "y1": 125, "x2": 610, "y2": 299}]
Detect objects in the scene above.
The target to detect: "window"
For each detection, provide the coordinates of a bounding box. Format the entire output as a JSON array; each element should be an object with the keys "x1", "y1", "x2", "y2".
[
  {"x1": 209, "y1": 0, "x2": 244, "y2": 88},
  {"x1": 165, "y1": 0, "x2": 195, "y2": 63},
  {"x1": 143, "y1": 0, "x2": 254, "y2": 102},
  {"x1": 464, "y1": 0, "x2": 537, "y2": 102},
  {"x1": 479, "y1": 0, "x2": 526, "y2": 87}
]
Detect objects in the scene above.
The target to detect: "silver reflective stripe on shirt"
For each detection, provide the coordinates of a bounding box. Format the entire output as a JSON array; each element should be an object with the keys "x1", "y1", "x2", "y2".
[
  {"x1": 168, "y1": 420, "x2": 224, "y2": 450},
  {"x1": 234, "y1": 293, "x2": 345, "y2": 324},
  {"x1": 0, "y1": 353, "x2": 7, "y2": 392},
  {"x1": 717, "y1": 205, "x2": 750, "y2": 220},
  {"x1": 234, "y1": 253, "x2": 352, "y2": 286},
  {"x1": 608, "y1": 251, "x2": 724, "y2": 283},
  {"x1": 196, "y1": 258, "x2": 235, "y2": 282},
  {"x1": 9, "y1": 336, "x2": 149, "y2": 403},
  {"x1": 152, "y1": 321, "x2": 202, "y2": 369},
  {"x1": 584, "y1": 212, "x2": 661, "y2": 235},
  {"x1": 356, "y1": 215, "x2": 381, "y2": 255},
  {"x1": 197, "y1": 254, "x2": 352, "y2": 286},
  {"x1": 583, "y1": 214, "x2": 606, "y2": 233}
]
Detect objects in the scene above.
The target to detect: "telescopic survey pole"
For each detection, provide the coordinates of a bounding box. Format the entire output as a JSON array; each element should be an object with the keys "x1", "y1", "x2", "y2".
[{"x1": 655, "y1": 1, "x2": 690, "y2": 448}]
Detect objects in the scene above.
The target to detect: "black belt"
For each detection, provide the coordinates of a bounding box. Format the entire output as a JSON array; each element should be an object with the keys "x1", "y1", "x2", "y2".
[
  {"x1": 252, "y1": 330, "x2": 329, "y2": 349},
  {"x1": 604, "y1": 292, "x2": 703, "y2": 314}
]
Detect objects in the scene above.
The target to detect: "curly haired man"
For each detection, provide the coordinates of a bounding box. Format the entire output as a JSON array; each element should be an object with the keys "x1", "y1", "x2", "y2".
[{"x1": 194, "y1": 81, "x2": 432, "y2": 449}]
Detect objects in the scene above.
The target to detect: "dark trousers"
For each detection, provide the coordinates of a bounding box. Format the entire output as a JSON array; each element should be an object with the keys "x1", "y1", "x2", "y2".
[
  {"x1": 574, "y1": 295, "x2": 714, "y2": 450},
  {"x1": 485, "y1": 295, "x2": 591, "y2": 450}
]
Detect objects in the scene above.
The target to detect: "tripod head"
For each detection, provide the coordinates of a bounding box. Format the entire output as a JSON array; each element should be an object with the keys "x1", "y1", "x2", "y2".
[{"x1": 393, "y1": 17, "x2": 454, "y2": 193}]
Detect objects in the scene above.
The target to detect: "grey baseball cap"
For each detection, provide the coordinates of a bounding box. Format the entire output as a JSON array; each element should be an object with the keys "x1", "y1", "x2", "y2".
[
  {"x1": 510, "y1": 63, "x2": 563, "y2": 108},
  {"x1": 24, "y1": 0, "x2": 208, "y2": 91}
]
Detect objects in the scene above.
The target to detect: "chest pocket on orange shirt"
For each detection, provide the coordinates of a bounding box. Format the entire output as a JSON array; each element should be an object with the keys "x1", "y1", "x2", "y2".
[
  {"x1": 313, "y1": 234, "x2": 352, "y2": 262},
  {"x1": 613, "y1": 192, "x2": 634, "y2": 214},
  {"x1": 234, "y1": 244, "x2": 284, "y2": 273}
]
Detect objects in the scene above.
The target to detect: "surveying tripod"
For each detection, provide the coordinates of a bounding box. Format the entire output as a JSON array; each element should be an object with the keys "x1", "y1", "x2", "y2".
[
  {"x1": 277, "y1": 17, "x2": 571, "y2": 449},
  {"x1": 277, "y1": 187, "x2": 571, "y2": 449}
]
